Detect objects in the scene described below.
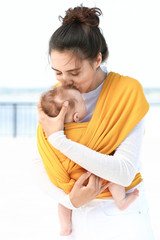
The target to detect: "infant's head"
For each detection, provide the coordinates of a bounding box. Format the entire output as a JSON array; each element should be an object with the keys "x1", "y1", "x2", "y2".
[{"x1": 41, "y1": 85, "x2": 86, "y2": 123}]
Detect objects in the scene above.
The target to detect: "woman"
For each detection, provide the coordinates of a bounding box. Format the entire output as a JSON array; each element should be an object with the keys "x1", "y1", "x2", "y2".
[{"x1": 34, "y1": 6, "x2": 154, "y2": 240}]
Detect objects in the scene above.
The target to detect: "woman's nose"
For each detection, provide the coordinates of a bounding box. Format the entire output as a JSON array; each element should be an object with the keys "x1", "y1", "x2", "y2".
[{"x1": 61, "y1": 75, "x2": 73, "y2": 85}]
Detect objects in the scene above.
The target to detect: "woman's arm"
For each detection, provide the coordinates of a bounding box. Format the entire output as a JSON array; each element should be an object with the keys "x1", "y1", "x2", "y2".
[{"x1": 48, "y1": 119, "x2": 145, "y2": 187}]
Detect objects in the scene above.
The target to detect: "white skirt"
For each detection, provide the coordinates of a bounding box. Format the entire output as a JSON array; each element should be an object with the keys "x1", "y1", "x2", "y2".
[{"x1": 69, "y1": 183, "x2": 155, "y2": 240}]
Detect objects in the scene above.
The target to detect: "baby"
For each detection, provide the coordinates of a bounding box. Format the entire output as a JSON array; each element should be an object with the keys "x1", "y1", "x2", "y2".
[{"x1": 40, "y1": 85, "x2": 139, "y2": 236}]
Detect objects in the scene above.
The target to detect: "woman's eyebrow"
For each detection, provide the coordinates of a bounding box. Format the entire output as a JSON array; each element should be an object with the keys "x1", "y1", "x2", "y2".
[{"x1": 51, "y1": 67, "x2": 81, "y2": 72}]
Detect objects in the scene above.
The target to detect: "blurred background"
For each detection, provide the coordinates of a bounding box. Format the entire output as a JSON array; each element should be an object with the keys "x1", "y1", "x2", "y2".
[{"x1": 0, "y1": 0, "x2": 160, "y2": 239}]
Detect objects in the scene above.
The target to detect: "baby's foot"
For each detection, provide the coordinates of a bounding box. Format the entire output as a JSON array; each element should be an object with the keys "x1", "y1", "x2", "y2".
[
  {"x1": 117, "y1": 188, "x2": 139, "y2": 210},
  {"x1": 60, "y1": 223, "x2": 72, "y2": 236}
]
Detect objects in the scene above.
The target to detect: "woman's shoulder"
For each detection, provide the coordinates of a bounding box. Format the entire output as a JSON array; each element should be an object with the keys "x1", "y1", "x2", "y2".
[
  {"x1": 109, "y1": 72, "x2": 144, "y2": 93},
  {"x1": 121, "y1": 74, "x2": 142, "y2": 89}
]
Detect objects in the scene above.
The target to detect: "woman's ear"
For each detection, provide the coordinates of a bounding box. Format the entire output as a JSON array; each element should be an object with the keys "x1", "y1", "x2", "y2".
[
  {"x1": 73, "y1": 112, "x2": 79, "y2": 122},
  {"x1": 95, "y1": 52, "x2": 102, "y2": 68}
]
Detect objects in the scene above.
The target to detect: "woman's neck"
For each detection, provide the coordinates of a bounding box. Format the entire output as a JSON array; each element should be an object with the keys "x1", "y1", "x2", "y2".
[{"x1": 90, "y1": 67, "x2": 107, "y2": 92}]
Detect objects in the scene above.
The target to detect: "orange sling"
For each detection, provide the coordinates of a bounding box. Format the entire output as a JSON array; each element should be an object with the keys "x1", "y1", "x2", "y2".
[{"x1": 37, "y1": 72, "x2": 149, "y2": 198}]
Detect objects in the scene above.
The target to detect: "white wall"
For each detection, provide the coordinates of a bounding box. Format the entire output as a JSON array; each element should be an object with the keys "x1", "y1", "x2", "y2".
[{"x1": 0, "y1": 0, "x2": 159, "y2": 88}]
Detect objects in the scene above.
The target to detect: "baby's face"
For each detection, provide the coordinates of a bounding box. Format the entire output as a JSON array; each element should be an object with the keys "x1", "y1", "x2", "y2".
[{"x1": 55, "y1": 87, "x2": 86, "y2": 123}]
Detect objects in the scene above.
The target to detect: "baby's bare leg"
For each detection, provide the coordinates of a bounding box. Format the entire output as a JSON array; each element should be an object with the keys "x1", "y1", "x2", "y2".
[
  {"x1": 109, "y1": 183, "x2": 139, "y2": 210},
  {"x1": 58, "y1": 203, "x2": 72, "y2": 236}
]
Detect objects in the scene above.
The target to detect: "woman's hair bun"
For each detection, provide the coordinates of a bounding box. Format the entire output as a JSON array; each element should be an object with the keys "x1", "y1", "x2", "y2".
[
  {"x1": 50, "y1": 5, "x2": 108, "y2": 63},
  {"x1": 60, "y1": 5, "x2": 102, "y2": 27}
]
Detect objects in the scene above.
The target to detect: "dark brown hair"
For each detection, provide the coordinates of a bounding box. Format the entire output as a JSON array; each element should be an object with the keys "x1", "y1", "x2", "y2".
[{"x1": 49, "y1": 5, "x2": 109, "y2": 62}]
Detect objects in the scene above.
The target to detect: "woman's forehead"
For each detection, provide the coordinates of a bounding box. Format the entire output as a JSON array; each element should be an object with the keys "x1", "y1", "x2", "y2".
[{"x1": 50, "y1": 50, "x2": 81, "y2": 70}]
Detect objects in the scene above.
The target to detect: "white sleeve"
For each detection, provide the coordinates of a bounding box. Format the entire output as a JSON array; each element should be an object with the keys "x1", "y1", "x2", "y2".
[
  {"x1": 31, "y1": 155, "x2": 77, "y2": 210},
  {"x1": 48, "y1": 119, "x2": 145, "y2": 187}
]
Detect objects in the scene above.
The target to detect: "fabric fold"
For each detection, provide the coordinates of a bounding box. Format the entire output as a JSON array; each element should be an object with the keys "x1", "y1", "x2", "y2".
[{"x1": 37, "y1": 72, "x2": 149, "y2": 198}]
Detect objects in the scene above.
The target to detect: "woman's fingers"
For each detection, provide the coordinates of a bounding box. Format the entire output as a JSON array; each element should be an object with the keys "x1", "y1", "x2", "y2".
[
  {"x1": 58, "y1": 101, "x2": 69, "y2": 121},
  {"x1": 37, "y1": 99, "x2": 66, "y2": 137},
  {"x1": 69, "y1": 173, "x2": 111, "y2": 208},
  {"x1": 69, "y1": 172, "x2": 92, "y2": 208},
  {"x1": 75, "y1": 172, "x2": 92, "y2": 187},
  {"x1": 87, "y1": 174, "x2": 110, "y2": 196},
  {"x1": 97, "y1": 177, "x2": 103, "y2": 189},
  {"x1": 99, "y1": 181, "x2": 111, "y2": 194},
  {"x1": 87, "y1": 174, "x2": 101, "y2": 189},
  {"x1": 37, "y1": 99, "x2": 68, "y2": 125}
]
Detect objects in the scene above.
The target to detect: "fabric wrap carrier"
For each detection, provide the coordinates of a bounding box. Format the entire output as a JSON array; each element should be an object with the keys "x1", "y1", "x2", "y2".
[{"x1": 37, "y1": 72, "x2": 149, "y2": 198}]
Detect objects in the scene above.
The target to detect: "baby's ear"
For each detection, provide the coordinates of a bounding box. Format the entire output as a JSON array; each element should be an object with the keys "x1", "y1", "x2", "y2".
[{"x1": 73, "y1": 113, "x2": 79, "y2": 122}]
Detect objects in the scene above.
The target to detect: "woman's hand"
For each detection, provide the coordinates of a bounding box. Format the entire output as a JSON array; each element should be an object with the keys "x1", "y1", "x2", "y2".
[
  {"x1": 69, "y1": 172, "x2": 110, "y2": 208},
  {"x1": 37, "y1": 100, "x2": 69, "y2": 137}
]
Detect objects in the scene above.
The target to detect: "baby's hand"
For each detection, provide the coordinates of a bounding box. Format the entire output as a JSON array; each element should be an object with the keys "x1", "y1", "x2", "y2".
[{"x1": 37, "y1": 100, "x2": 68, "y2": 137}]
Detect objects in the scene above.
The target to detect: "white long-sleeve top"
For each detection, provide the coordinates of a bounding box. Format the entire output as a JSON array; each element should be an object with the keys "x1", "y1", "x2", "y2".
[
  {"x1": 48, "y1": 119, "x2": 144, "y2": 187},
  {"x1": 32, "y1": 73, "x2": 145, "y2": 209}
]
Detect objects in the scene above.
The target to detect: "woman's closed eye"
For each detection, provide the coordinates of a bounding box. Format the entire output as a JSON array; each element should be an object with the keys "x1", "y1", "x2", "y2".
[
  {"x1": 55, "y1": 71, "x2": 62, "y2": 75},
  {"x1": 56, "y1": 72, "x2": 79, "y2": 77},
  {"x1": 71, "y1": 73, "x2": 79, "y2": 76}
]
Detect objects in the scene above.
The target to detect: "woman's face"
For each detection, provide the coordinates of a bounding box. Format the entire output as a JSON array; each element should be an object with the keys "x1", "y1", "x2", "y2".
[{"x1": 50, "y1": 50, "x2": 99, "y2": 93}]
